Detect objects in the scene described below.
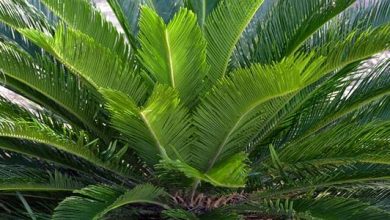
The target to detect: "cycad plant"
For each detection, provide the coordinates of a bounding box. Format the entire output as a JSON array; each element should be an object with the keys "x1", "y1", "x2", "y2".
[{"x1": 0, "y1": 0, "x2": 390, "y2": 219}]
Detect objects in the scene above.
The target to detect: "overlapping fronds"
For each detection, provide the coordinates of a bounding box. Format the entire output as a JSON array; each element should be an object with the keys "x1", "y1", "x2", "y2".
[
  {"x1": 0, "y1": 165, "x2": 84, "y2": 192},
  {"x1": 0, "y1": 41, "x2": 105, "y2": 137},
  {"x1": 192, "y1": 55, "x2": 324, "y2": 172},
  {"x1": 234, "y1": 0, "x2": 355, "y2": 66},
  {"x1": 274, "y1": 122, "x2": 390, "y2": 168},
  {"x1": 40, "y1": 0, "x2": 129, "y2": 58},
  {"x1": 293, "y1": 197, "x2": 390, "y2": 219},
  {"x1": 0, "y1": 0, "x2": 51, "y2": 32},
  {"x1": 303, "y1": 0, "x2": 390, "y2": 72},
  {"x1": 52, "y1": 184, "x2": 167, "y2": 220},
  {"x1": 278, "y1": 57, "x2": 390, "y2": 146},
  {"x1": 0, "y1": 100, "x2": 131, "y2": 178},
  {"x1": 252, "y1": 163, "x2": 390, "y2": 200}
]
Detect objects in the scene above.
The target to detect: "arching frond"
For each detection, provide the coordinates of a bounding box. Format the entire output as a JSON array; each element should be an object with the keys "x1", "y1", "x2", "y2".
[
  {"x1": 253, "y1": 164, "x2": 390, "y2": 199},
  {"x1": 228, "y1": 199, "x2": 294, "y2": 219},
  {"x1": 320, "y1": 25, "x2": 390, "y2": 73},
  {"x1": 52, "y1": 184, "x2": 168, "y2": 220},
  {"x1": 250, "y1": 65, "x2": 357, "y2": 152},
  {"x1": 0, "y1": 41, "x2": 106, "y2": 139},
  {"x1": 0, "y1": 102, "x2": 131, "y2": 178},
  {"x1": 0, "y1": 165, "x2": 84, "y2": 192},
  {"x1": 282, "y1": 57, "x2": 390, "y2": 145},
  {"x1": 20, "y1": 25, "x2": 149, "y2": 103},
  {"x1": 274, "y1": 122, "x2": 390, "y2": 168},
  {"x1": 192, "y1": 55, "x2": 324, "y2": 172},
  {"x1": 0, "y1": 138, "x2": 93, "y2": 175},
  {"x1": 205, "y1": 0, "x2": 264, "y2": 84},
  {"x1": 138, "y1": 7, "x2": 207, "y2": 106}
]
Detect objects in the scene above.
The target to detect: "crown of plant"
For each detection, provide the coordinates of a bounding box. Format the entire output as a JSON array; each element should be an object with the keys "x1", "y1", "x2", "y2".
[{"x1": 0, "y1": 0, "x2": 390, "y2": 219}]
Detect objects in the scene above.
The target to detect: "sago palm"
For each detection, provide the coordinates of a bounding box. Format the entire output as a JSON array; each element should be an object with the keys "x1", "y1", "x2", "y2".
[{"x1": 0, "y1": 0, "x2": 390, "y2": 219}]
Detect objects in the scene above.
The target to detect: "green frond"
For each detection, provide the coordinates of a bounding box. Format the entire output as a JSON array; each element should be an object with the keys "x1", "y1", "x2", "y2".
[
  {"x1": 0, "y1": 117, "x2": 95, "y2": 166},
  {"x1": 205, "y1": 152, "x2": 249, "y2": 187},
  {"x1": 0, "y1": 165, "x2": 84, "y2": 192},
  {"x1": 293, "y1": 197, "x2": 390, "y2": 220},
  {"x1": 304, "y1": 0, "x2": 390, "y2": 51},
  {"x1": 250, "y1": 55, "x2": 390, "y2": 156},
  {"x1": 20, "y1": 25, "x2": 149, "y2": 103},
  {"x1": 52, "y1": 184, "x2": 168, "y2": 220},
  {"x1": 101, "y1": 85, "x2": 192, "y2": 166},
  {"x1": 245, "y1": 71, "x2": 352, "y2": 155},
  {"x1": 205, "y1": 0, "x2": 264, "y2": 84},
  {"x1": 303, "y1": 1, "x2": 390, "y2": 73},
  {"x1": 234, "y1": 0, "x2": 355, "y2": 65},
  {"x1": 0, "y1": 0, "x2": 51, "y2": 32},
  {"x1": 320, "y1": 25, "x2": 390, "y2": 73},
  {"x1": 0, "y1": 138, "x2": 94, "y2": 175},
  {"x1": 253, "y1": 164, "x2": 390, "y2": 199},
  {"x1": 192, "y1": 55, "x2": 324, "y2": 172},
  {"x1": 269, "y1": 122, "x2": 390, "y2": 169},
  {"x1": 40, "y1": 0, "x2": 129, "y2": 57},
  {"x1": 0, "y1": 98, "x2": 104, "y2": 173},
  {"x1": 286, "y1": 57, "x2": 390, "y2": 145},
  {"x1": 138, "y1": 7, "x2": 207, "y2": 106},
  {"x1": 0, "y1": 106, "x2": 131, "y2": 178},
  {"x1": 0, "y1": 41, "x2": 107, "y2": 139}
]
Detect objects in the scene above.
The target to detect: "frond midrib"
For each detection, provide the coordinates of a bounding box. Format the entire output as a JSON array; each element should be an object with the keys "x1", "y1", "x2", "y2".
[
  {"x1": 163, "y1": 29, "x2": 175, "y2": 87},
  {"x1": 139, "y1": 111, "x2": 168, "y2": 159}
]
